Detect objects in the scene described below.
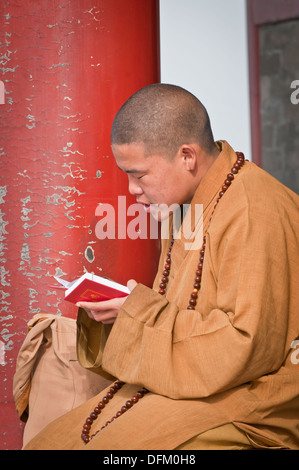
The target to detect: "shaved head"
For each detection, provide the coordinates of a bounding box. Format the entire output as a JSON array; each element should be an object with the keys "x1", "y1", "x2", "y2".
[{"x1": 111, "y1": 83, "x2": 216, "y2": 158}]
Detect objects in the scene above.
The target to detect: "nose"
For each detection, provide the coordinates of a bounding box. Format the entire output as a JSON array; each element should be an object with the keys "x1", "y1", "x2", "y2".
[{"x1": 128, "y1": 175, "x2": 143, "y2": 196}]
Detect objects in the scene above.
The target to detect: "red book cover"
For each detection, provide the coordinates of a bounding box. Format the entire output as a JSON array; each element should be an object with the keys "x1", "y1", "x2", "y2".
[{"x1": 58, "y1": 273, "x2": 130, "y2": 304}]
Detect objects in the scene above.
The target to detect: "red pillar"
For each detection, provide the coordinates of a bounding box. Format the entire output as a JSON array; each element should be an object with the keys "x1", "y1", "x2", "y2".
[{"x1": 0, "y1": 0, "x2": 160, "y2": 449}]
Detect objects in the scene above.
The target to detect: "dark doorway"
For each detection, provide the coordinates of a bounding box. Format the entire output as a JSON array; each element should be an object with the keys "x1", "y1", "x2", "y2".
[{"x1": 247, "y1": 0, "x2": 299, "y2": 193}]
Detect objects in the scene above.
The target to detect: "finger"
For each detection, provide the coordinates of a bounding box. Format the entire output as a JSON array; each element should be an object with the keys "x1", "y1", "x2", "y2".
[
  {"x1": 76, "y1": 301, "x2": 102, "y2": 309},
  {"x1": 86, "y1": 309, "x2": 117, "y2": 323},
  {"x1": 84, "y1": 309, "x2": 95, "y2": 320},
  {"x1": 76, "y1": 299, "x2": 120, "y2": 309},
  {"x1": 127, "y1": 279, "x2": 137, "y2": 291}
]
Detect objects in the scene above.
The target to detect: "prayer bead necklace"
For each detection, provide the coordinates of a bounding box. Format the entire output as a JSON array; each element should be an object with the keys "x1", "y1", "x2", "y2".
[
  {"x1": 159, "y1": 151, "x2": 245, "y2": 310},
  {"x1": 81, "y1": 380, "x2": 149, "y2": 443},
  {"x1": 81, "y1": 151, "x2": 245, "y2": 444}
]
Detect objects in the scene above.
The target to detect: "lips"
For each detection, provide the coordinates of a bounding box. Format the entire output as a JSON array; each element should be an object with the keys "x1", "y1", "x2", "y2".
[
  {"x1": 137, "y1": 199, "x2": 150, "y2": 206},
  {"x1": 137, "y1": 200, "x2": 151, "y2": 213}
]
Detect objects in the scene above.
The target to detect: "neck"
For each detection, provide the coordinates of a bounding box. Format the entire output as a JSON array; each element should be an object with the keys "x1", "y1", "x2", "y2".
[
  {"x1": 203, "y1": 146, "x2": 220, "y2": 172},
  {"x1": 188, "y1": 146, "x2": 220, "y2": 201}
]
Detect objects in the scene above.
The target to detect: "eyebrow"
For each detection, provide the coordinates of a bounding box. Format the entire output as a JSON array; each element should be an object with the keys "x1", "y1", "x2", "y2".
[
  {"x1": 117, "y1": 165, "x2": 143, "y2": 175},
  {"x1": 125, "y1": 169, "x2": 140, "y2": 174}
]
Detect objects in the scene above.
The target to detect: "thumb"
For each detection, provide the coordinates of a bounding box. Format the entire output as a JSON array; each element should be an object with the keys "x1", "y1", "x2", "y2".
[{"x1": 127, "y1": 279, "x2": 137, "y2": 292}]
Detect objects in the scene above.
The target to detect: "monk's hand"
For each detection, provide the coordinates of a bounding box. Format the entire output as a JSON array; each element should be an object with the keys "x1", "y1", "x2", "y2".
[
  {"x1": 76, "y1": 279, "x2": 137, "y2": 324},
  {"x1": 76, "y1": 297, "x2": 127, "y2": 324}
]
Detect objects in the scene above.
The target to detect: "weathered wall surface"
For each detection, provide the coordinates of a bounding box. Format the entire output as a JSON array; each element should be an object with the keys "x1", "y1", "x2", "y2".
[
  {"x1": 260, "y1": 19, "x2": 299, "y2": 193},
  {"x1": 0, "y1": 0, "x2": 160, "y2": 449}
]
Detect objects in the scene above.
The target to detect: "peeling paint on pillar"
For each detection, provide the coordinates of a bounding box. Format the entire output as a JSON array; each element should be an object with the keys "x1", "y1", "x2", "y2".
[{"x1": 0, "y1": 0, "x2": 160, "y2": 449}]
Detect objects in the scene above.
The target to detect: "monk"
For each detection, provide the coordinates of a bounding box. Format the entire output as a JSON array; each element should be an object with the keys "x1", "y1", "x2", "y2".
[{"x1": 24, "y1": 84, "x2": 299, "y2": 450}]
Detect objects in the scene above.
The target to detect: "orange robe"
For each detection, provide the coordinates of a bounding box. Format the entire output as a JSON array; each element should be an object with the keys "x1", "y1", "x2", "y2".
[{"x1": 24, "y1": 141, "x2": 299, "y2": 450}]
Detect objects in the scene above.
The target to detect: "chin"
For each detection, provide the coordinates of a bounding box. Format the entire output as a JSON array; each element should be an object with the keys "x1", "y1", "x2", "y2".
[{"x1": 150, "y1": 203, "x2": 181, "y2": 223}]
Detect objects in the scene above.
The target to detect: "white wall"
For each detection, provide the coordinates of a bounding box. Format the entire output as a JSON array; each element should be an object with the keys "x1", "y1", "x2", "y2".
[{"x1": 160, "y1": 0, "x2": 252, "y2": 160}]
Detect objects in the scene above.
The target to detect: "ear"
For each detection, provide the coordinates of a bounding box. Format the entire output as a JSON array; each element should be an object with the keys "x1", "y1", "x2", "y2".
[{"x1": 180, "y1": 144, "x2": 197, "y2": 171}]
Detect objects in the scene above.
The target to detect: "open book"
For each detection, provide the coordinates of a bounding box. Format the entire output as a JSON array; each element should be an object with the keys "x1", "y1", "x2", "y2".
[{"x1": 54, "y1": 273, "x2": 130, "y2": 304}]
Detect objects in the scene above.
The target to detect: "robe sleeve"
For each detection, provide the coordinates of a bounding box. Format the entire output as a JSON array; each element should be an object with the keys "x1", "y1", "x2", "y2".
[{"x1": 101, "y1": 197, "x2": 295, "y2": 399}]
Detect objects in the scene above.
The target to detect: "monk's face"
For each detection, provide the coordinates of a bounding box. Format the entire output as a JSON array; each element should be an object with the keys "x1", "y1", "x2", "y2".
[{"x1": 112, "y1": 143, "x2": 196, "y2": 221}]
